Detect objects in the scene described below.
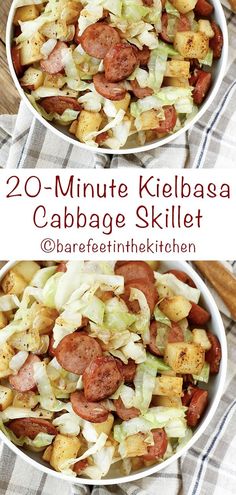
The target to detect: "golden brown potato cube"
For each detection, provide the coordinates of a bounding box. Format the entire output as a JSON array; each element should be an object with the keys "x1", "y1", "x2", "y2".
[
  {"x1": 152, "y1": 395, "x2": 183, "y2": 408},
  {"x1": 50, "y1": 435, "x2": 81, "y2": 472},
  {"x1": 20, "y1": 33, "x2": 45, "y2": 66},
  {"x1": 159, "y1": 295, "x2": 192, "y2": 322},
  {"x1": 9, "y1": 328, "x2": 40, "y2": 352},
  {"x1": 43, "y1": 73, "x2": 65, "y2": 89},
  {"x1": 42, "y1": 445, "x2": 53, "y2": 463},
  {"x1": 0, "y1": 311, "x2": 8, "y2": 330},
  {"x1": 13, "y1": 391, "x2": 39, "y2": 409},
  {"x1": 0, "y1": 343, "x2": 14, "y2": 377},
  {"x1": 165, "y1": 60, "x2": 190, "y2": 79},
  {"x1": 14, "y1": 261, "x2": 40, "y2": 283},
  {"x1": 120, "y1": 434, "x2": 148, "y2": 458},
  {"x1": 139, "y1": 109, "x2": 161, "y2": 131},
  {"x1": 198, "y1": 20, "x2": 214, "y2": 38},
  {"x1": 171, "y1": 0, "x2": 198, "y2": 13},
  {"x1": 61, "y1": 2, "x2": 83, "y2": 24},
  {"x1": 174, "y1": 31, "x2": 209, "y2": 59},
  {"x1": 1, "y1": 270, "x2": 27, "y2": 295},
  {"x1": 164, "y1": 77, "x2": 190, "y2": 88},
  {"x1": 0, "y1": 386, "x2": 14, "y2": 411},
  {"x1": 40, "y1": 20, "x2": 67, "y2": 39},
  {"x1": 113, "y1": 94, "x2": 131, "y2": 113},
  {"x1": 32, "y1": 305, "x2": 58, "y2": 335},
  {"x1": 20, "y1": 68, "x2": 44, "y2": 91},
  {"x1": 69, "y1": 120, "x2": 78, "y2": 135},
  {"x1": 164, "y1": 342, "x2": 205, "y2": 374},
  {"x1": 13, "y1": 5, "x2": 39, "y2": 25},
  {"x1": 76, "y1": 111, "x2": 102, "y2": 143},
  {"x1": 192, "y1": 329, "x2": 211, "y2": 350},
  {"x1": 153, "y1": 376, "x2": 183, "y2": 397},
  {"x1": 93, "y1": 414, "x2": 114, "y2": 437}
]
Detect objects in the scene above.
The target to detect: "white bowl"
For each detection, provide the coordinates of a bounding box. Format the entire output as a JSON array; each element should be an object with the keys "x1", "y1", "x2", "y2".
[
  {"x1": 0, "y1": 261, "x2": 227, "y2": 485},
  {"x1": 6, "y1": 1, "x2": 228, "y2": 155}
]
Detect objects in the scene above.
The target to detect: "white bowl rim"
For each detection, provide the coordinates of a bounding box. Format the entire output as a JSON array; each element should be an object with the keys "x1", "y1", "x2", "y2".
[
  {"x1": 0, "y1": 260, "x2": 227, "y2": 485},
  {"x1": 6, "y1": 0, "x2": 228, "y2": 156}
]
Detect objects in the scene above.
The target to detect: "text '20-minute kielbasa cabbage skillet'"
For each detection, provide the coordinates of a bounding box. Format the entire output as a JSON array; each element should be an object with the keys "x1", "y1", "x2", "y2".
[
  {"x1": 11, "y1": 0, "x2": 223, "y2": 150},
  {"x1": 0, "y1": 261, "x2": 222, "y2": 479}
]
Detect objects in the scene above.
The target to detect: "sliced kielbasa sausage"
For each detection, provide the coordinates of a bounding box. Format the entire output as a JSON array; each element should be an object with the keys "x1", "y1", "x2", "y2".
[
  {"x1": 55, "y1": 332, "x2": 102, "y2": 375},
  {"x1": 115, "y1": 261, "x2": 155, "y2": 284},
  {"x1": 71, "y1": 390, "x2": 109, "y2": 423},
  {"x1": 188, "y1": 302, "x2": 210, "y2": 326},
  {"x1": 83, "y1": 356, "x2": 123, "y2": 402},
  {"x1": 40, "y1": 96, "x2": 81, "y2": 115},
  {"x1": 136, "y1": 46, "x2": 151, "y2": 66},
  {"x1": 160, "y1": 13, "x2": 190, "y2": 44},
  {"x1": 9, "y1": 354, "x2": 40, "y2": 392},
  {"x1": 131, "y1": 79, "x2": 153, "y2": 98},
  {"x1": 165, "y1": 269, "x2": 196, "y2": 288},
  {"x1": 114, "y1": 397, "x2": 140, "y2": 421},
  {"x1": 168, "y1": 322, "x2": 184, "y2": 343},
  {"x1": 93, "y1": 73, "x2": 127, "y2": 101},
  {"x1": 56, "y1": 262, "x2": 67, "y2": 272},
  {"x1": 8, "y1": 418, "x2": 57, "y2": 439},
  {"x1": 148, "y1": 321, "x2": 162, "y2": 356},
  {"x1": 182, "y1": 385, "x2": 199, "y2": 406},
  {"x1": 115, "y1": 358, "x2": 137, "y2": 382},
  {"x1": 142, "y1": 428, "x2": 168, "y2": 461},
  {"x1": 12, "y1": 45, "x2": 23, "y2": 76},
  {"x1": 81, "y1": 22, "x2": 121, "y2": 59},
  {"x1": 205, "y1": 332, "x2": 221, "y2": 373},
  {"x1": 194, "y1": 0, "x2": 214, "y2": 17},
  {"x1": 74, "y1": 459, "x2": 89, "y2": 474},
  {"x1": 186, "y1": 388, "x2": 208, "y2": 427},
  {"x1": 104, "y1": 43, "x2": 138, "y2": 82},
  {"x1": 122, "y1": 279, "x2": 158, "y2": 315},
  {"x1": 155, "y1": 106, "x2": 177, "y2": 134},
  {"x1": 148, "y1": 321, "x2": 184, "y2": 356},
  {"x1": 190, "y1": 70, "x2": 212, "y2": 105},
  {"x1": 210, "y1": 21, "x2": 223, "y2": 59},
  {"x1": 40, "y1": 41, "x2": 67, "y2": 74}
]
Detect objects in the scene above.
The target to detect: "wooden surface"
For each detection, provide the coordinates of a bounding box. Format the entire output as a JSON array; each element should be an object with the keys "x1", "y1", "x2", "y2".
[{"x1": 0, "y1": 0, "x2": 20, "y2": 114}]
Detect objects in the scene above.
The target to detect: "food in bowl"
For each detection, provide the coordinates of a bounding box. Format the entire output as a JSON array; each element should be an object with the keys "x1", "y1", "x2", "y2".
[
  {"x1": 10, "y1": 0, "x2": 223, "y2": 150},
  {"x1": 0, "y1": 260, "x2": 222, "y2": 479}
]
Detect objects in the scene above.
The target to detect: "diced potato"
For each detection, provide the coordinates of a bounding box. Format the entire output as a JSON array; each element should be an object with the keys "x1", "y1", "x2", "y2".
[
  {"x1": 32, "y1": 305, "x2": 58, "y2": 335},
  {"x1": 13, "y1": 391, "x2": 39, "y2": 409},
  {"x1": 152, "y1": 395, "x2": 183, "y2": 408},
  {"x1": 165, "y1": 60, "x2": 190, "y2": 79},
  {"x1": 13, "y1": 5, "x2": 40, "y2": 25},
  {"x1": 93, "y1": 414, "x2": 114, "y2": 437},
  {"x1": 153, "y1": 376, "x2": 183, "y2": 397},
  {"x1": 50, "y1": 435, "x2": 81, "y2": 472},
  {"x1": 159, "y1": 296, "x2": 192, "y2": 322},
  {"x1": 61, "y1": 2, "x2": 83, "y2": 24},
  {"x1": 0, "y1": 343, "x2": 15, "y2": 378},
  {"x1": 161, "y1": 369, "x2": 177, "y2": 377},
  {"x1": 20, "y1": 68, "x2": 44, "y2": 91},
  {"x1": 198, "y1": 20, "x2": 214, "y2": 38},
  {"x1": 43, "y1": 73, "x2": 65, "y2": 89},
  {"x1": 192, "y1": 329, "x2": 211, "y2": 350},
  {"x1": 145, "y1": 261, "x2": 160, "y2": 271},
  {"x1": 113, "y1": 93, "x2": 131, "y2": 112},
  {"x1": 164, "y1": 342, "x2": 205, "y2": 374},
  {"x1": 9, "y1": 328, "x2": 41, "y2": 352},
  {"x1": 0, "y1": 386, "x2": 14, "y2": 411},
  {"x1": 40, "y1": 20, "x2": 68, "y2": 39},
  {"x1": 13, "y1": 261, "x2": 40, "y2": 283},
  {"x1": 0, "y1": 311, "x2": 8, "y2": 330},
  {"x1": 20, "y1": 33, "x2": 45, "y2": 66},
  {"x1": 69, "y1": 120, "x2": 78, "y2": 135},
  {"x1": 174, "y1": 31, "x2": 209, "y2": 59},
  {"x1": 156, "y1": 283, "x2": 174, "y2": 299},
  {"x1": 42, "y1": 445, "x2": 53, "y2": 463},
  {"x1": 139, "y1": 109, "x2": 161, "y2": 131},
  {"x1": 164, "y1": 77, "x2": 190, "y2": 88},
  {"x1": 1, "y1": 270, "x2": 27, "y2": 295},
  {"x1": 121, "y1": 434, "x2": 148, "y2": 458},
  {"x1": 76, "y1": 111, "x2": 102, "y2": 143},
  {"x1": 171, "y1": 0, "x2": 198, "y2": 13}
]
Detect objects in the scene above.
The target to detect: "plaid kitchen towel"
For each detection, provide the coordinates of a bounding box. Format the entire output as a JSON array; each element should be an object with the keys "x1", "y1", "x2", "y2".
[
  {"x1": 0, "y1": 3, "x2": 235, "y2": 169},
  {"x1": 0, "y1": 261, "x2": 236, "y2": 495}
]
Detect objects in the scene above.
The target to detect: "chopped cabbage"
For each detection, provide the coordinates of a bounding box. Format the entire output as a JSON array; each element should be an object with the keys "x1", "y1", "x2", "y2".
[{"x1": 154, "y1": 272, "x2": 200, "y2": 303}]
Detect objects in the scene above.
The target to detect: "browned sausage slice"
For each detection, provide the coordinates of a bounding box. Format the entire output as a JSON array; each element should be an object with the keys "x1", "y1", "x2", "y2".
[
  {"x1": 205, "y1": 332, "x2": 221, "y2": 373},
  {"x1": 40, "y1": 41, "x2": 67, "y2": 74},
  {"x1": 115, "y1": 261, "x2": 155, "y2": 284},
  {"x1": 55, "y1": 333, "x2": 102, "y2": 375},
  {"x1": 148, "y1": 320, "x2": 162, "y2": 356},
  {"x1": 93, "y1": 73, "x2": 127, "y2": 101},
  {"x1": 8, "y1": 418, "x2": 57, "y2": 439},
  {"x1": 186, "y1": 388, "x2": 208, "y2": 427},
  {"x1": 131, "y1": 79, "x2": 153, "y2": 98},
  {"x1": 142, "y1": 428, "x2": 168, "y2": 461},
  {"x1": 74, "y1": 459, "x2": 89, "y2": 474},
  {"x1": 190, "y1": 70, "x2": 212, "y2": 105},
  {"x1": 56, "y1": 262, "x2": 67, "y2": 272},
  {"x1": 148, "y1": 321, "x2": 184, "y2": 356},
  {"x1": 115, "y1": 358, "x2": 137, "y2": 382},
  {"x1": 188, "y1": 302, "x2": 210, "y2": 326},
  {"x1": 71, "y1": 390, "x2": 109, "y2": 423},
  {"x1": 181, "y1": 384, "x2": 199, "y2": 406},
  {"x1": 114, "y1": 397, "x2": 140, "y2": 421},
  {"x1": 194, "y1": 0, "x2": 214, "y2": 17},
  {"x1": 122, "y1": 279, "x2": 158, "y2": 315},
  {"x1": 83, "y1": 356, "x2": 123, "y2": 402},
  {"x1": 81, "y1": 22, "x2": 120, "y2": 59},
  {"x1": 12, "y1": 45, "x2": 23, "y2": 76},
  {"x1": 165, "y1": 269, "x2": 196, "y2": 288},
  {"x1": 104, "y1": 43, "x2": 138, "y2": 82},
  {"x1": 136, "y1": 46, "x2": 151, "y2": 66},
  {"x1": 168, "y1": 322, "x2": 184, "y2": 343},
  {"x1": 155, "y1": 106, "x2": 177, "y2": 133},
  {"x1": 160, "y1": 13, "x2": 190, "y2": 43},
  {"x1": 40, "y1": 97, "x2": 81, "y2": 115},
  {"x1": 9, "y1": 354, "x2": 41, "y2": 392},
  {"x1": 209, "y1": 22, "x2": 223, "y2": 59}
]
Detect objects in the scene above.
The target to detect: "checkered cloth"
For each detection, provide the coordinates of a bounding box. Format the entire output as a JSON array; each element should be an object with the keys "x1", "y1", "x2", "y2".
[
  {"x1": 0, "y1": 261, "x2": 236, "y2": 495},
  {"x1": 0, "y1": 2, "x2": 235, "y2": 169}
]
